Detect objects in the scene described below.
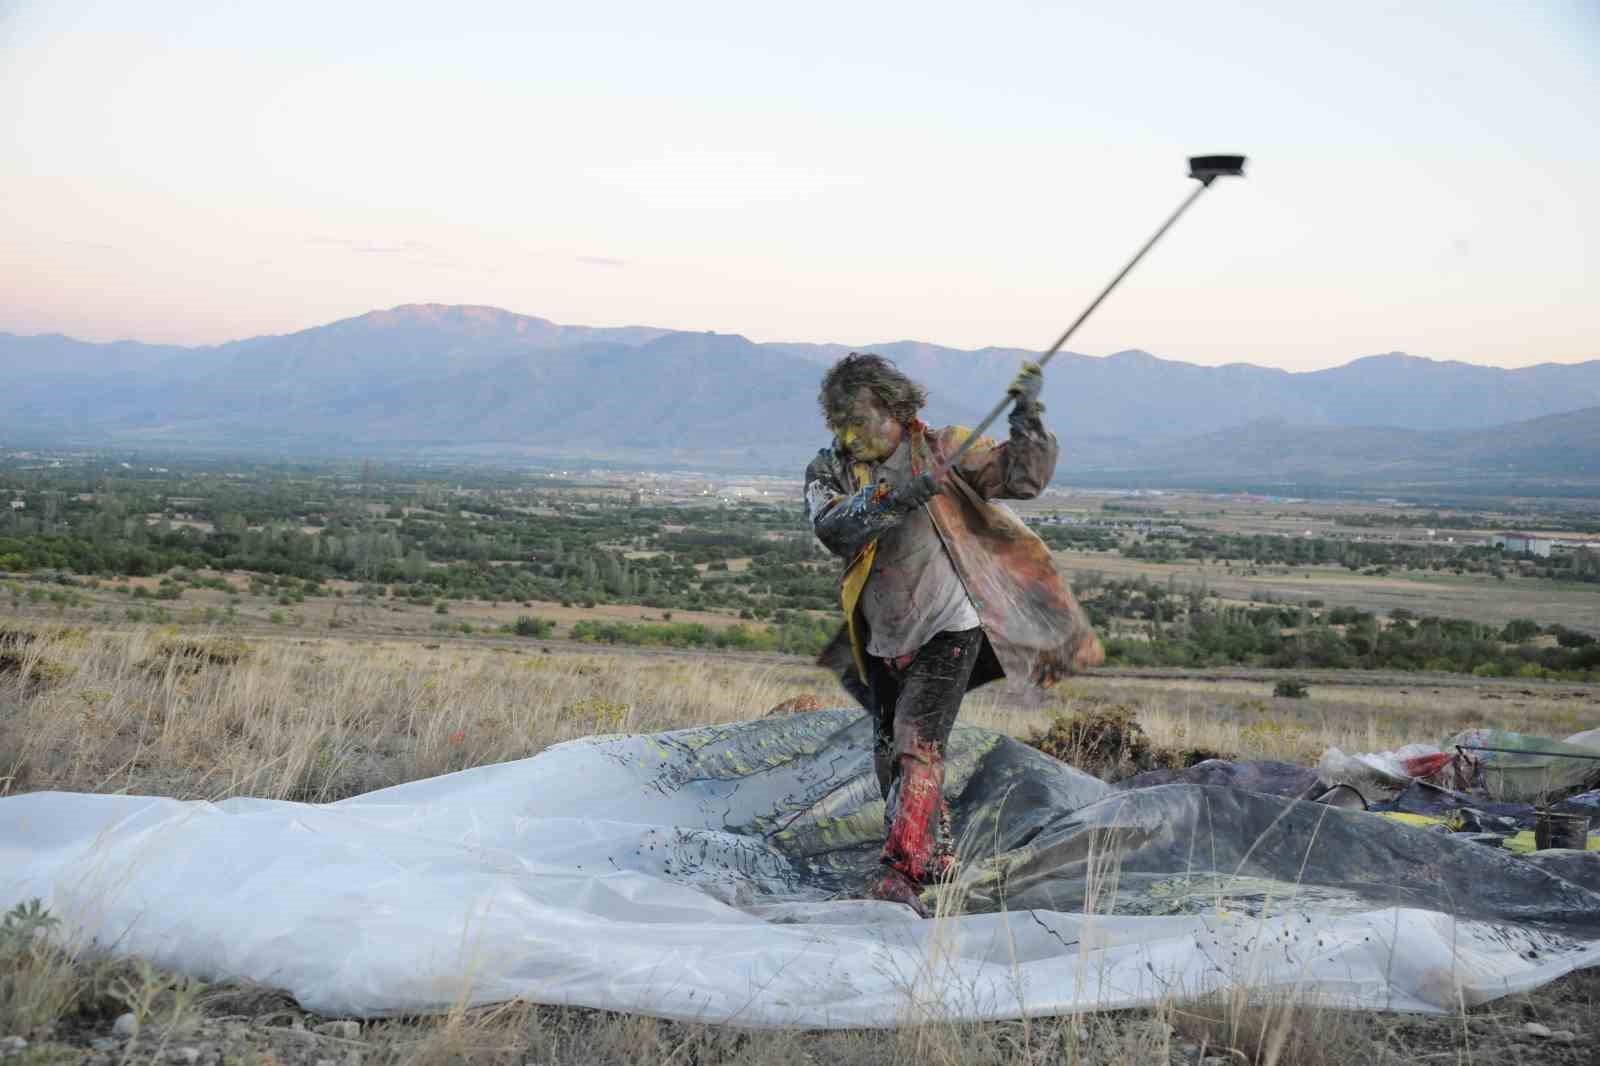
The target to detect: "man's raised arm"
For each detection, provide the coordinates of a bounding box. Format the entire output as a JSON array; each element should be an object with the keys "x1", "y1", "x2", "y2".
[{"x1": 946, "y1": 364, "x2": 1059, "y2": 500}]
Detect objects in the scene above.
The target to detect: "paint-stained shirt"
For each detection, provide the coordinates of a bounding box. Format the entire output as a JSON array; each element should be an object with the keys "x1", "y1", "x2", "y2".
[
  {"x1": 804, "y1": 406, "x2": 1104, "y2": 688},
  {"x1": 856, "y1": 439, "x2": 980, "y2": 658}
]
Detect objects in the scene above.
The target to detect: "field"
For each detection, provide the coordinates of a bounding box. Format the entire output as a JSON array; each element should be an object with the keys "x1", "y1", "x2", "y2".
[
  {"x1": 3, "y1": 623, "x2": 1598, "y2": 1065},
  {"x1": 1052, "y1": 547, "x2": 1600, "y2": 634},
  {"x1": 24, "y1": 547, "x2": 1600, "y2": 646},
  {"x1": 1022, "y1": 487, "x2": 1600, "y2": 634},
  {"x1": 4, "y1": 458, "x2": 1599, "y2": 1061}
]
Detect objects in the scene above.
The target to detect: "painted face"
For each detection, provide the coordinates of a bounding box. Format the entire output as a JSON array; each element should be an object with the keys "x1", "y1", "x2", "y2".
[{"x1": 830, "y1": 392, "x2": 904, "y2": 463}]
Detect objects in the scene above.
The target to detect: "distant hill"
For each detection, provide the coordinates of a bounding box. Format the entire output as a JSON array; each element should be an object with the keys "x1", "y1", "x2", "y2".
[
  {"x1": 3, "y1": 304, "x2": 1598, "y2": 489},
  {"x1": 1080, "y1": 406, "x2": 1600, "y2": 490}
]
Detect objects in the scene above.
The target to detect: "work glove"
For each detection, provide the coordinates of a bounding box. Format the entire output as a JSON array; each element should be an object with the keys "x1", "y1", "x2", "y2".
[
  {"x1": 1007, "y1": 361, "x2": 1045, "y2": 414},
  {"x1": 883, "y1": 472, "x2": 941, "y2": 514}
]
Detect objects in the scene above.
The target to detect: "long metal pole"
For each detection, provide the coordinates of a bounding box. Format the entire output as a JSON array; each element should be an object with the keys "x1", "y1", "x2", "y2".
[
  {"x1": 938, "y1": 177, "x2": 1218, "y2": 473},
  {"x1": 1456, "y1": 744, "x2": 1600, "y2": 763}
]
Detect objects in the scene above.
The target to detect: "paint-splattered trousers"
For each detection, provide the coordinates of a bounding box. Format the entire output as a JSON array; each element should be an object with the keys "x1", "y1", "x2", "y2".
[{"x1": 864, "y1": 626, "x2": 985, "y2": 883}]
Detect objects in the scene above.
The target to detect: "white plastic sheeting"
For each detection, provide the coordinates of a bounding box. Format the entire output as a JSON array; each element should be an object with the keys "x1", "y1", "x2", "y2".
[
  {"x1": 5, "y1": 710, "x2": 1600, "y2": 1028},
  {"x1": 1318, "y1": 743, "x2": 1444, "y2": 787}
]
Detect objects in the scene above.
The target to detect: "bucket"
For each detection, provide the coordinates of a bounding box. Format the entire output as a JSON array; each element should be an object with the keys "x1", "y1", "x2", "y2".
[{"x1": 1535, "y1": 810, "x2": 1592, "y2": 851}]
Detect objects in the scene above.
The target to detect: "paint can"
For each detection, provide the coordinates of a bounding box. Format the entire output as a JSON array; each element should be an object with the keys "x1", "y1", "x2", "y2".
[{"x1": 1534, "y1": 810, "x2": 1591, "y2": 851}]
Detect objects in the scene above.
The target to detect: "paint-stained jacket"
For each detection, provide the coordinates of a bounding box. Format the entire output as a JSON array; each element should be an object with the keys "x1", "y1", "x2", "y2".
[{"x1": 805, "y1": 410, "x2": 1104, "y2": 693}]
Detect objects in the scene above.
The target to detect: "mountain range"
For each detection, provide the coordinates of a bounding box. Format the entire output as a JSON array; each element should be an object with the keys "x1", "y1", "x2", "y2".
[{"x1": 3, "y1": 304, "x2": 1597, "y2": 492}]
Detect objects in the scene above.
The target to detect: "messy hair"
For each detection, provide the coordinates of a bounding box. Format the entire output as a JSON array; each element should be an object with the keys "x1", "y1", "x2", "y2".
[{"x1": 817, "y1": 353, "x2": 928, "y2": 425}]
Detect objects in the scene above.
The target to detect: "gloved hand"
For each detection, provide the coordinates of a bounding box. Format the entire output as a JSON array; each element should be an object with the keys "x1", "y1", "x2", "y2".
[
  {"x1": 1007, "y1": 361, "x2": 1045, "y2": 413},
  {"x1": 884, "y1": 472, "x2": 940, "y2": 514}
]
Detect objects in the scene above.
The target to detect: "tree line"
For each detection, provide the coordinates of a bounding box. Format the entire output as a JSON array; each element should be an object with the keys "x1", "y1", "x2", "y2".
[{"x1": 1081, "y1": 575, "x2": 1600, "y2": 679}]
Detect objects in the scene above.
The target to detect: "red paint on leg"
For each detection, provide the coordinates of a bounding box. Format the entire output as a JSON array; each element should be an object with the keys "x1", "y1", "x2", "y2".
[{"x1": 882, "y1": 739, "x2": 945, "y2": 883}]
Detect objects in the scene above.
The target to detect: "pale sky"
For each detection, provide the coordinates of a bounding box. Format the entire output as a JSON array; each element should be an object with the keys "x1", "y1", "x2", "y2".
[{"x1": 1, "y1": 0, "x2": 1595, "y2": 369}]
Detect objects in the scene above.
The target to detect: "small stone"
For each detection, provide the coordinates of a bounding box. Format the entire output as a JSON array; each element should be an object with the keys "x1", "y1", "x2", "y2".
[
  {"x1": 1524, "y1": 1022, "x2": 1552, "y2": 1038},
  {"x1": 316, "y1": 1058, "x2": 336, "y2": 1066},
  {"x1": 0, "y1": 1036, "x2": 27, "y2": 1055},
  {"x1": 90, "y1": 1038, "x2": 120, "y2": 1052},
  {"x1": 173, "y1": 1048, "x2": 201, "y2": 1065},
  {"x1": 316, "y1": 1021, "x2": 361, "y2": 1040},
  {"x1": 1550, "y1": 1030, "x2": 1577, "y2": 1043},
  {"x1": 112, "y1": 1012, "x2": 139, "y2": 1038}
]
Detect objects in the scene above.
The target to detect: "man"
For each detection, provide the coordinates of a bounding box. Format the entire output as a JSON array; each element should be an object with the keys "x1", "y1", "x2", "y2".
[{"x1": 804, "y1": 353, "x2": 1103, "y2": 913}]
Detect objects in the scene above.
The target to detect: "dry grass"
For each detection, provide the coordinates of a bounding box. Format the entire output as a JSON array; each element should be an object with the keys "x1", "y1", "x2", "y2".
[
  {"x1": 2, "y1": 623, "x2": 1596, "y2": 1063},
  {"x1": 12, "y1": 624, "x2": 1576, "y2": 805},
  {"x1": 0, "y1": 627, "x2": 834, "y2": 803},
  {"x1": 1012, "y1": 674, "x2": 1597, "y2": 768}
]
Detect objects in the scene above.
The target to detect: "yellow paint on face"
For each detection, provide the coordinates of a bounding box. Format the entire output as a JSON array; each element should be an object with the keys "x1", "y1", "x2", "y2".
[{"x1": 829, "y1": 393, "x2": 903, "y2": 462}]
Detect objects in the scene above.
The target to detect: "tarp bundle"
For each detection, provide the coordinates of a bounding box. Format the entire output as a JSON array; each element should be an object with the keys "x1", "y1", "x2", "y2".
[
  {"x1": 4, "y1": 709, "x2": 1600, "y2": 1027},
  {"x1": 1320, "y1": 727, "x2": 1600, "y2": 802},
  {"x1": 1448, "y1": 727, "x2": 1600, "y2": 801}
]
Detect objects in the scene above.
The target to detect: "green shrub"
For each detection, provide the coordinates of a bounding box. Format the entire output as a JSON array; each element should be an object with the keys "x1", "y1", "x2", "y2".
[
  {"x1": 1500, "y1": 618, "x2": 1541, "y2": 643},
  {"x1": 1555, "y1": 627, "x2": 1597, "y2": 648},
  {"x1": 513, "y1": 615, "x2": 554, "y2": 638},
  {"x1": 0, "y1": 898, "x2": 58, "y2": 957}
]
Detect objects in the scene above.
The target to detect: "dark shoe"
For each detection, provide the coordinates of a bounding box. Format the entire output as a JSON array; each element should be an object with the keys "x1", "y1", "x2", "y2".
[{"x1": 865, "y1": 867, "x2": 930, "y2": 917}]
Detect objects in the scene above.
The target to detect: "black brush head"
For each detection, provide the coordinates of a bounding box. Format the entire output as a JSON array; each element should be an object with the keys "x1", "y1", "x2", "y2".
[{"x1": 1188, "y1": 154, "x2": 1247, "y2": 184}]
